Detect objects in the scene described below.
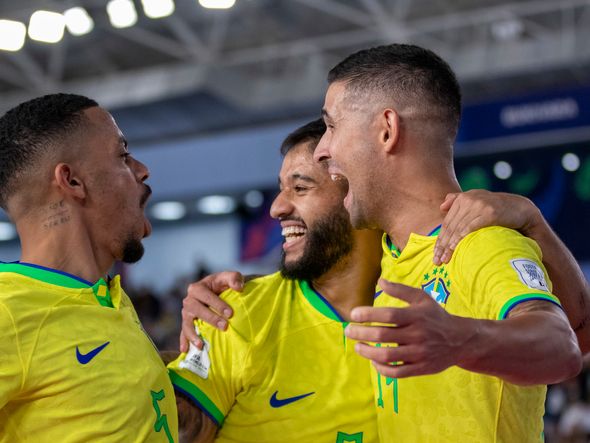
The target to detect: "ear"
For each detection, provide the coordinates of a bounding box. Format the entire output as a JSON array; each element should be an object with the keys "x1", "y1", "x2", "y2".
[
  {"x1": 379, "y1": 109, "x2": 400, "y2": 154},
  {"x1": 54, "y1": 163, "x2": 87, "y2": 200}
]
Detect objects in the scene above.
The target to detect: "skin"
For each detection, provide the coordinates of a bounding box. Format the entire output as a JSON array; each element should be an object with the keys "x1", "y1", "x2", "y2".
[
  {"x1": 313, "y1": 80, "x2": 581, "y2": 384},
  {"x1": 435, "y1": 189, "x2": 590, "y2": 354},
  {"x1": 178, "y1": 142, "x2": 382, "y2": 440},
  {"x1": 10, "y1": 106, "x2": 152, "y2": 282}
]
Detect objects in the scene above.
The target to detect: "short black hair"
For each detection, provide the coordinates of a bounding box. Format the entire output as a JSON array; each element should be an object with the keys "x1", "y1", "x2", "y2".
[
  {"x1": 280, "y1": 118, "x2": 326, "y2": 156},
  {"x1": 328, "y1": 43, "x2": 462, "y2": 137},
  {"x1": 0, "y1": 93, "x2": 98, "y2": 209}
]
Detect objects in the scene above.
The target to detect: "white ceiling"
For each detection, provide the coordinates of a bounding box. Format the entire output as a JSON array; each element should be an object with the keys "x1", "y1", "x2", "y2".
[{"x1": 1, "y1": 0, "x2": 590, "y2": 130}]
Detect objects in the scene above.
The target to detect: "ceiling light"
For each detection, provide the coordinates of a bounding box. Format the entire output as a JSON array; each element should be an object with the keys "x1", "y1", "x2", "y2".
[
  {"x1": 493, "y1": 161, "x2": 512, "y2": 180},
  {"x1": 491, "y1": 19, "x2": 524, "y2": 41},
  {"x1": 197, "y1": 196, "x2": 237, "y2": 215},
  {"x1": 150, "y1": 201, "x2": 187, "y2": 221},
  {"x1": 562, "y1": 153, "x2": 580, "y2": 172},
  {"x1": 199, "y1": 0, "x2": 236, "y2": 9},
  {"x1": 0, "y1": 19, "x2": 26, "y2": 51},
  {"x1": 142, "y1": 0, "x2": 175, "y2": 18},
  {"x1": 28, "y1": 10, "x2": 65, "y2": 44},
  {"x1": 107, "y1": 0, "x2": 138, "y2": 29},
  {"x1": 64, "y1": 7, "x2": 94, "y2": 36},
  {"x1": 0, "y1": 222, "x2": 17, "y2": 241},
  {"x1": 244, "y1": 190, "x2": 264, "y2": 208}
]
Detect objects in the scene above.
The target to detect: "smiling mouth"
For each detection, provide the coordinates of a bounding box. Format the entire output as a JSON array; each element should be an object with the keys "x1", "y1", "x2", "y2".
[
  {"x1": 282, "y1": 226, "x2": 307, "y2": 244},
  {"x1": 330, "y1": 173, "x2": 346, "y2": 182}
]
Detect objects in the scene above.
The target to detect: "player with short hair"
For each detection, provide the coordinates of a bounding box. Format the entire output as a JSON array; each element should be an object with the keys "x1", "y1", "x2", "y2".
[
  {"x1": 0, "y1": 93, "x2": 177, "y2": 442},
  {"x1": 169, "y1": 119, "x2": 383, "y2": 442},
  {"x1": 314, "y1": 43, "x2": 582, "y2": 442}
]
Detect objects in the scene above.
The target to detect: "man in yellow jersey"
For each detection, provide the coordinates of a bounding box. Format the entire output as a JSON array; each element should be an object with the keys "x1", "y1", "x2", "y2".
[
  {"x1": 313, "y1": 44, "x2": 583, "y2": 442},
  {"x1": 0, "y1": 94, "x2": 177, "y2": 442},
  {"x1": 168, "y1": 119, "x2": 383, "y2": 442}
]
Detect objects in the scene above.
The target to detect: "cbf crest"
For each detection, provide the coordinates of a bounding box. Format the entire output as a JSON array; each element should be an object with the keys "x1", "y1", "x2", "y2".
[{"x1": 422, "y1": 266, "x2": 452, "y2": 306}]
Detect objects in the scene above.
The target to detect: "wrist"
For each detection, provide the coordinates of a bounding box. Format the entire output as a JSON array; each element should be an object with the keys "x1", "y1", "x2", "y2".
[{"x1": 453, "y1": 316, "x2": 484, "y2": 370}]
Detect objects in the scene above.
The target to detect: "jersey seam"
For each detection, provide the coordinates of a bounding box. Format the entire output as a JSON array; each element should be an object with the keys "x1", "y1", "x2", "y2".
[
  {"x1": 0, "y1": 300, "x2": 25, "y2": 391},
  {"x1": 494, "y1": 380, "x2": 504, "y2": 443}
]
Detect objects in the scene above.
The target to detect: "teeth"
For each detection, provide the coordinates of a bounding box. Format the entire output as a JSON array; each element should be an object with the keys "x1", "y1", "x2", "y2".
[
  {"x1": 282, "y1": 226, "x2": 306, "y2": 242},
  {"x1": 331, "y1": 173, "x2": 344, "y2": 181}
]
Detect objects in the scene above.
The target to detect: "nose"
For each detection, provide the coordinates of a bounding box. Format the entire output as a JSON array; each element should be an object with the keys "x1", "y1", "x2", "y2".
[
  {"x1": 313, "y1": 133, "x2": 331, "y2": 163},
  {"x1": 269, "y1": 190, "x2": 292, "y2": 220},
  {"x1": 133, "y1": 157, "x2": 150, "y2": 182}
]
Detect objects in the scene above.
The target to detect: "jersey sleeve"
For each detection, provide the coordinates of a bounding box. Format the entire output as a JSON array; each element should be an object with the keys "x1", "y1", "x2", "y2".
[
  {"x1": 0, "y1": 302, "x2": 24, "y2": 408},
  {"x1": 167, "y1": 290, "x2": 252, "y2": 427},
  {"x1": 456, "y1": 226, "x2": 560, "y2": 320}
]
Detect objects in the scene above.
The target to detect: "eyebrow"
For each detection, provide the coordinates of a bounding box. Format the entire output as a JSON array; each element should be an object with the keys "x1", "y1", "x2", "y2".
[{"x1": 277, "y1": 173, "x2": 318, "y2": 187}]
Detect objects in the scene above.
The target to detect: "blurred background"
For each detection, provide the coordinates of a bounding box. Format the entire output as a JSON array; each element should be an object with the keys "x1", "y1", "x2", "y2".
[{"x1": 0, "y1": 0, "x2": 589, "y2": 440}]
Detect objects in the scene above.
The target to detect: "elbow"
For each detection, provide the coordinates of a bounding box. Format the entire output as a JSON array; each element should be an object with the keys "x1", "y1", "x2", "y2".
[{"x1": 555, "y1": 335, "x2": 583, "y2": 383}]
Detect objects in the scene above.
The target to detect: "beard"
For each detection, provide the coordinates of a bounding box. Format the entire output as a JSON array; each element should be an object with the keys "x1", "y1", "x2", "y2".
[
  {"x1": 280, "y1": 209, "x2": 354, "y2": 281},
  {"x1": 121, "y1": 236, "x2": 145, "y2": 263}
]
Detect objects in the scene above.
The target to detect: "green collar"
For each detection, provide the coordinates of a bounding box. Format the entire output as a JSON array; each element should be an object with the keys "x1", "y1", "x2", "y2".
[{"x1": 0, "y1": 262, "x2": 113, "y2": 308}]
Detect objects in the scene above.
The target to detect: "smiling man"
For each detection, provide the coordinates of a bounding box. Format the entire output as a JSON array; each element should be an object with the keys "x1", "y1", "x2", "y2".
[
  {"x1": 0, "y1": 94, "x2": 177, "y2": 442},
  {"x1": 168, "y1": 119, "x2": 383, "y2": 442},
  {"x1": 313, "y1": 43, "x2": 583, "y2": 442}
]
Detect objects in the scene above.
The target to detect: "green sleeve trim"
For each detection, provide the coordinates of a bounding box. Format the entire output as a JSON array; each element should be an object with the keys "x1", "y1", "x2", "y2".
[
  {"x1": 498, "y1": 293, "x2": 562, "y2": 320},
  {"x1": 169, "y1": 370, "x2": 225, "y2": 426}
]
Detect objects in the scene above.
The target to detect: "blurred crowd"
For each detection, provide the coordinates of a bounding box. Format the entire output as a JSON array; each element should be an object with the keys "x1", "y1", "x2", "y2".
[{"x1": 126, "y1": 267, "x2": 590, "y2": 443}]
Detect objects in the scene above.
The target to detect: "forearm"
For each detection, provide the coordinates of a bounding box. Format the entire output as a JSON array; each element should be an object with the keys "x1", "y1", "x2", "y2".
[
  {"x1": 524, "y1": 212, "x2": 590, "y2": 353},
  {"x1": 456, "y1": 310, "x2": 581, "y2": 385}
]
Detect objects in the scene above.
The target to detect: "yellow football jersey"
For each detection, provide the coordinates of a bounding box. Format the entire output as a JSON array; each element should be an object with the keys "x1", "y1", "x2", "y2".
[
  {"x1": 0, "y1": 262, "x2": 178, "y2": 443},
  {"x1": 374, "y1": 226, "x2": 560, "y2": 443},
  {"x1": 168, "y1": 272, "x2": 377, "y2": 443}
]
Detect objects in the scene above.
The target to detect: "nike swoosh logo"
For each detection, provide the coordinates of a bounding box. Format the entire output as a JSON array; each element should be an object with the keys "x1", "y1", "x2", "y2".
[
  {"x1": 269, "y1": 390, "x2": 315, "y2": 408},
  {"x1": 76, "y1": 342, "x2": 110, "y2": 364}
]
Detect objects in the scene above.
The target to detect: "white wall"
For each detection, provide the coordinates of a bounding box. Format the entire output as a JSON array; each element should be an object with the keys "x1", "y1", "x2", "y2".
[{"x1": 0, "y1": 217, "x2": 280, "y2": 294}]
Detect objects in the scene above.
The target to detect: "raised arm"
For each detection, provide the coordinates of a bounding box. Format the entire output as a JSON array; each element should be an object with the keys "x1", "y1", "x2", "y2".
[{"x1": 434, "y1": 190, "x2": 590, "y2": 353}]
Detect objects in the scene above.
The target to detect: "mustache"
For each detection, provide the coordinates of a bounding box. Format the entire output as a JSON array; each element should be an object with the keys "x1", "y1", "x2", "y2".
[
  {"x1": 279, "y1": 216, "x2": 305, "y2": 225},
  {"x1": 140, "y1": 185, "x2": 152, "y2": 206}
]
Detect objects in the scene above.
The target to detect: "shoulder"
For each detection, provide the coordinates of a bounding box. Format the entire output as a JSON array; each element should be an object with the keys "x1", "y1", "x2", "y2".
[{"x1": 456, "y1": 226, "x2": 541, "y2": 258}]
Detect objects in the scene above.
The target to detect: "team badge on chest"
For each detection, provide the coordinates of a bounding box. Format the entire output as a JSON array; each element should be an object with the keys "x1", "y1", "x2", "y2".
[{"x1": 421, "y1": 266, "x2": 452, "y2": 306}]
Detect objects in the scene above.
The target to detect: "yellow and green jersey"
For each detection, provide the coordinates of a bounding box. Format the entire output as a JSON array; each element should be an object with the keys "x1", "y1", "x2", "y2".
[
  {"x1": 374, "y1": 226, "x2": 560, "y2": 443},
  {"x1": 168, "y1": 272, "x2": 377, "y2": 443},
  {"x1": 0, "y1": 262, "x2": 178, "y2": 443}
]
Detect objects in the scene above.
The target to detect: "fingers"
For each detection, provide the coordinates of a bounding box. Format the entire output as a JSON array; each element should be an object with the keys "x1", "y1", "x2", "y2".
[
  {"x1": 345, "y1": 323, "x2": 415, "y2": 344},
  {"x1": 439, "y1": 192, "x2": 460, "y2": 212},
  {"x1": 187, "y1": 281, "x2": 233, "y2": 320},
  {"x1": 347, "y1": 306, "x2": 414, "y2": 329},
  {"x1": 377, "y1": 278, "x2": 426, "y2": 305},
  {"x1": 208, "y1": 271, "x2": 245, "y2": 295},
  {"x1": 180, "y1": 315, "x2": 203, "y2": 350},
  {"x1": 182, "y1": 293, "x2": 228, "y2": 331}
]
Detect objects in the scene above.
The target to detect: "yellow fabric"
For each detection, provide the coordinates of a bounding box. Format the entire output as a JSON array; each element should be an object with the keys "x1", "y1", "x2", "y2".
[
  {"x1": 375, "y1": 226, "x2": 559, "y2": 443},
  {"x1": 168, "y1": 272, "x2": 377, "y2": 443},
  {"x1": 0, "y1": 264, "x2": 178, "y2": 443}
]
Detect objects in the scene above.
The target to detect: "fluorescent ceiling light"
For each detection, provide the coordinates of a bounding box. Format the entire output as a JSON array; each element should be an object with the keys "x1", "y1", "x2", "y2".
[
  {"x1": 0, "y1": 222, "x2": 17, "y2": 241},
  {"x1": 244, "y1": 190, "x2": 264, "y2": 208},
  {"x1": 562, "y1": 153, "x2": 580, "y2": 172},
  {"x1": 197, "y1": 196, "x2": 237, "y2": 215},
  {"x1": 28, "y1": 10, "x2": 65, "y2": 43},
  {"x1": 142, "y1": 0, "x2": 175, "y2": 18},
  {"x1": 64, "y1": 7, "x2": 94, "y2": 36},
  {"x1": 107, "y1": 0, "x2": 138, "y2": 29},
  {"x1": 0, "y1": 19, "x2": 26, "y2": 51},
  {"x1": 493, "y1": 161, "x2": 512, "y2": 180},
  {"x1": 199, "y1": 0, "x2": 236, "y2": 9},
  {"x1": 151, "y1": 201, "x2": 187, "y2": 221}
]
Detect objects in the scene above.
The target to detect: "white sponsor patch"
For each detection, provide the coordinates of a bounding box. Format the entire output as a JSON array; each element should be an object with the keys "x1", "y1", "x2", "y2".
[
  {"x1": 179, "y1": 325, "x2": 211, "y2": 379},
  {"x1": 511, "y1": 259, "x2": 549, "y2": 292}
]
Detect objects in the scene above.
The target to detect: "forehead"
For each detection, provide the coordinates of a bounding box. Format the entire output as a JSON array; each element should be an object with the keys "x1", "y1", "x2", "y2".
[
  {"x1": 82, "y1": 107, "x2": 124, "y2": 144},
  {"x1": 280, "y1": 143, "x2": 328, "y2": 181}
]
